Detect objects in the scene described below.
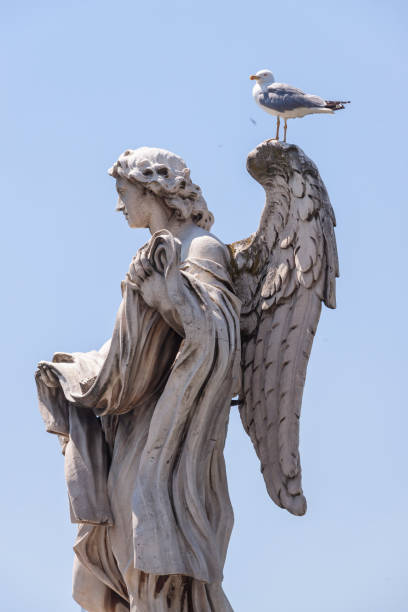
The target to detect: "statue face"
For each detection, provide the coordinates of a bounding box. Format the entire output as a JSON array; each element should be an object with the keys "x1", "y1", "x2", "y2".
[{"x1": 115, "y1": 177, "x2": 158, "y2": 228}]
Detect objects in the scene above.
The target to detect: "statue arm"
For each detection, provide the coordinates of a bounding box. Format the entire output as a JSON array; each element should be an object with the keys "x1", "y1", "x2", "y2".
[
  {"x1": 126, "y1": 231, "x2": 231, "y2": 340},
  {"x1": 126, "y1": 246, "x2": 184, "y2": 336}
]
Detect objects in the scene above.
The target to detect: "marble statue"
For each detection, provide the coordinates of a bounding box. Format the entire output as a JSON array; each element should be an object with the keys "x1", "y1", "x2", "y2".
[{"x1": 36, "y1": 140, "x2": 338, "y2": 611}]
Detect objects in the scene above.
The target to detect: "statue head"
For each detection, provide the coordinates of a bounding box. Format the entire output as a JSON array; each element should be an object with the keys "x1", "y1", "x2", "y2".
[{"x1": 108, "y1": 147, "x2": 214, "y2": 230}]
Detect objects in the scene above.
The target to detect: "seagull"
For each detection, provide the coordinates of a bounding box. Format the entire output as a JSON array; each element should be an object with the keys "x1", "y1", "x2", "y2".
[{"x1": 250, "y1": 69, "x2": 350, "y2": 142}]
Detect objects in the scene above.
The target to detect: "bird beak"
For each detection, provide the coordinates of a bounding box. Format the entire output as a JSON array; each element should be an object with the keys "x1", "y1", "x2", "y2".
[{"x1": 250, "y1": 75, "x2": 260, "y2": 80}]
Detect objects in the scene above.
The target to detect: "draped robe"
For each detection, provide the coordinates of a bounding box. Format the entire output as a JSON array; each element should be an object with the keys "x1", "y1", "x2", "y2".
[{"x1": 36, "y1": 231, "x2": 241, "y2": 611}]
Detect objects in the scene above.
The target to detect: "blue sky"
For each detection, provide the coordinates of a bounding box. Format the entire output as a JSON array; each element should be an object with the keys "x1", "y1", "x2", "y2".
[{"x1": 1, "y1": 1, "x2": 408, "y2": 610}]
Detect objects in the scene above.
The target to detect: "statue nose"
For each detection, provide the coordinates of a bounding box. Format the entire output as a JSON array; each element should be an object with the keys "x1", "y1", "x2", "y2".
[{"x1": 116, "y1": 197, "x2": 125, "y2": 211}]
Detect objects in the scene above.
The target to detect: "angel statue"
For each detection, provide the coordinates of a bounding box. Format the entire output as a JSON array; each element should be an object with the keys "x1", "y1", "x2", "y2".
[{"x1": 35, "y1": 140, "x2": 338, "y2": 612}]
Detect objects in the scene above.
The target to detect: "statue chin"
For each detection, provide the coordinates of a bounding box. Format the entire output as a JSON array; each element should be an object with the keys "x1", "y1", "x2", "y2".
[{"x1": 37, "y1": 140, "x2": 339, "y2": 611}]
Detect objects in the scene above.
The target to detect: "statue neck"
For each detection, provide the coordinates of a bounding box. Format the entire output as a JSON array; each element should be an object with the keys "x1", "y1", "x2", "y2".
[{"x1": 149, "y1": 211, "x2": 199, "y2": 242}]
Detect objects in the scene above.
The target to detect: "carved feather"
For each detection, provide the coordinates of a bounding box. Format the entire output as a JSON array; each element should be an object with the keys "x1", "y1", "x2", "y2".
[{"x1": 229, "y1": 141, "x2": 338, "y2": 516}]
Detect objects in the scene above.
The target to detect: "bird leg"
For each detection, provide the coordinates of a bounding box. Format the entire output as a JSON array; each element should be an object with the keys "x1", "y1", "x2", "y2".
[
  {"x1": 275, "y1": 116, "x2": 280, "y2": 140},
  {"x1": 283, "y1": 118, "x2": 287, "y2": 142}
]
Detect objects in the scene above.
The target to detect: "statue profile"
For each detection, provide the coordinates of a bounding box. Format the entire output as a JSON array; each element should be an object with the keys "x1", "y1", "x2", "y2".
[{"x1": 36, "y1": 141, "x2": 338, "y2": 611}]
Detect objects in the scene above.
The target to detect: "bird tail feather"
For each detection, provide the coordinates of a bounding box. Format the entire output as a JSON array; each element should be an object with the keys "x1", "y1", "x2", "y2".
[{"x1": 325, "y1": 100, "x2": 351, "y2": 111}]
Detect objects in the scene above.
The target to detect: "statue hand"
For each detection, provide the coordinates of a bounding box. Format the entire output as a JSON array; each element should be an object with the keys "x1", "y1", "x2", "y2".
[
  {"x1": 36, "y1": 362, "x2": 59, "y2": 388},
  {"x1": 126, "y1": 247, "x2": 166, "y2": 309}
]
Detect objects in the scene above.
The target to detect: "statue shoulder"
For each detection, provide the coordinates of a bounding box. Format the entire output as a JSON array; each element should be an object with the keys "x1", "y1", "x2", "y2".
[{"x1": 187, "y1": 232, "x2": 230, "y2": 267}]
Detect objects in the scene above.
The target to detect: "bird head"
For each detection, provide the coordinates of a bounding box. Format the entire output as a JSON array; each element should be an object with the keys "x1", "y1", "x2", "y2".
[{"x1": 249, "y1": 69, "x2": 275, "y2": 85}]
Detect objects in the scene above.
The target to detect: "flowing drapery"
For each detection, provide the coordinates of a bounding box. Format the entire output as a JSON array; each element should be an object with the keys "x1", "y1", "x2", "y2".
[{"x1": 36, "y1": 231, "x2": 241, "y2": 610}]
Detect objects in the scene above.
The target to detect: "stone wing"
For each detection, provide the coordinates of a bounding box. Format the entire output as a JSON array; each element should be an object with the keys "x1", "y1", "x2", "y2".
[{"x1": 229, "y1": 141, "x2": 338, "y2": 515}]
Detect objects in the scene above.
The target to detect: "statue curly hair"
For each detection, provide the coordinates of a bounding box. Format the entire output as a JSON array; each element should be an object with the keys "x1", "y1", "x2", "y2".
[{"x1": 108, "y1": 147, "x2": 214, "y2": 230}]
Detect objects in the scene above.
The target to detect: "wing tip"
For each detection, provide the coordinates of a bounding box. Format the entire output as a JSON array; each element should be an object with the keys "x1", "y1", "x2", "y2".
[
  {"x1": 286, "y1": 494, "x2": 307, "y2": 516},
  {"x1": 266, "y1": 481, "x2": 307, "y2": 516}
]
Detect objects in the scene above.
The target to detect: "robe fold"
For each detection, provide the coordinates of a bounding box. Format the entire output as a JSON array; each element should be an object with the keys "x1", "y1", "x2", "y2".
[{"x1": 36, "y1": 231, "x2": 241, "y2": 611}]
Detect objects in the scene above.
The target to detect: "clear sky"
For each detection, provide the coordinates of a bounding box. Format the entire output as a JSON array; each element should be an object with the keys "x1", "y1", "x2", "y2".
[{"x1": 1, "y1": 1, "x2": 408, "y2": 610}]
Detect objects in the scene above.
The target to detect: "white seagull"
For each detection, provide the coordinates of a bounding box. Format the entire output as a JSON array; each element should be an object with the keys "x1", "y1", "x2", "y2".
[{"x1": 250, "y1": 69, "x2": 350, "y2": 142}]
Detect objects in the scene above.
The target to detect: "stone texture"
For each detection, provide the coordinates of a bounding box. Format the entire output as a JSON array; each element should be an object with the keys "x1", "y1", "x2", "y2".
[
  {"x1": 229, "y1": 140, "x2": 339, "y2": 517},
  {"x1": 36, "y1": 141, "x2": 338, "y2": 611}
]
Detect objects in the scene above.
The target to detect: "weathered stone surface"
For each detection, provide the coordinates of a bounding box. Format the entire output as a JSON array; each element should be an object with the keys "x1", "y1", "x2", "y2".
[
  {"x1": 36, "y1": 141, "x2": 338, "y2": 611},
  {"x1": 230, "y1": 140, "x2": 338, "y2": 518}
]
